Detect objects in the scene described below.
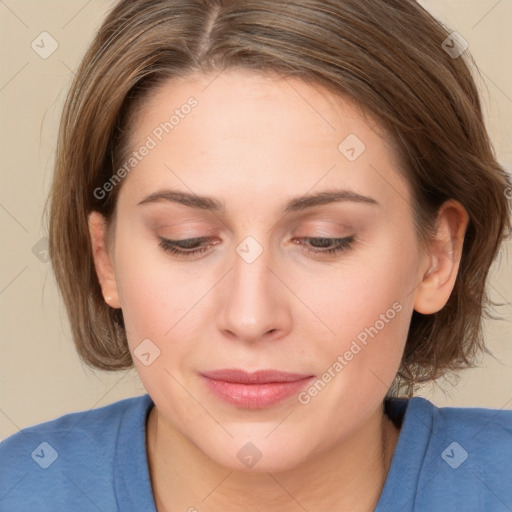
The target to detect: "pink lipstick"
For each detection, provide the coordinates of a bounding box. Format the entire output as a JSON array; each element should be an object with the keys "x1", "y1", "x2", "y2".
[{"x1": 200, "y1": 369, "x2": 315, "y2": 409}]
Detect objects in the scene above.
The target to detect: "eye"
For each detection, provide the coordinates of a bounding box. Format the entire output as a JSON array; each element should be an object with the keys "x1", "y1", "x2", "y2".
[
  {"x1": 295, "y1": 236, "x2": 356, "y2": 257},
  {"x1": 158, "y1": 236, "x2": 214, "y2": 257},
  {"x1": 158, "y1": 235, "x2": 356, "y2": 258}
]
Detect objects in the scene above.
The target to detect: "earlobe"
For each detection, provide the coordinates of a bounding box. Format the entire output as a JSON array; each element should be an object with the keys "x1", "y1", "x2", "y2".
[
  {"x1": 88, "y1": 211, "x2": 121, "y2": 309},
  {"x1": 413, "y1": 200, "x2": 468, "y2": 315}
]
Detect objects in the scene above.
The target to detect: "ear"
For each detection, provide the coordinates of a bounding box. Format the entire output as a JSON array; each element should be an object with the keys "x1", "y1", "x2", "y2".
[
  {"x1": 413, "y1": 199, "x2": 469, "y2": 315},
  {"x1": 88, "y1": 211, "x2": 121, "y2": 309}
]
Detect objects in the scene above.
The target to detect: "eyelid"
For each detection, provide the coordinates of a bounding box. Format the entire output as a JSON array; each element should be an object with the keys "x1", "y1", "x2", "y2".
[
  {"x1": 295, "y1": 219, "x2": 354, "y2": 231},
  {"x1": 157, "y1": 234, "x2": 357, "y2": 259}
]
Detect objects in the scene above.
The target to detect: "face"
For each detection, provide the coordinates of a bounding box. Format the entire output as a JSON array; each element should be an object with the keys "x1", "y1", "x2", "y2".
[{"x1": 94, "y1": 69, "x2": 431, "y2": 472}]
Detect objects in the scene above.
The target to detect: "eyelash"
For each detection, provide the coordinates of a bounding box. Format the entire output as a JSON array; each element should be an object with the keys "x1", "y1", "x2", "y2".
[{"x1": 157, "y1": 235, "x2": 356, "y2": 258}]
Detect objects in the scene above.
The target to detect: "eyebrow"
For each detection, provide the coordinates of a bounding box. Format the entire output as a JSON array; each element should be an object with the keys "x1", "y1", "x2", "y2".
[{"x1": 137, "y1": 188, "x2": 379, "y2": 213}]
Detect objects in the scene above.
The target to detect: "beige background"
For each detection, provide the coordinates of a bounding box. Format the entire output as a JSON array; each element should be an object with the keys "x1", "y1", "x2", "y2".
[{"x1": 0, "y1": 0, "x2": 511, "y2": 441}]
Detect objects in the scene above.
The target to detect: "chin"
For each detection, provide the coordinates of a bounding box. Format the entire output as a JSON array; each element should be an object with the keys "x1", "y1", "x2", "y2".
[{"x1": 202, "y1": 432, "x2": 312, "y2": 473}]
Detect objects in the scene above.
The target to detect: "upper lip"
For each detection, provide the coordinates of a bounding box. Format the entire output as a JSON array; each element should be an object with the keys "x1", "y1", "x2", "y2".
[{"x1": 200, "y1": 369, "x2": 314, "y2": 384}]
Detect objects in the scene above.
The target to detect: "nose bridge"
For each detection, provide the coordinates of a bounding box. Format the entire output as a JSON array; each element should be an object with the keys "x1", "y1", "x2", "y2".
[
  {"x1": 233, "y1": 234, "x2": 275, "y2": 314},
  {"x1": 217, "y1": 233, "x2": 289, "y2": 341}
]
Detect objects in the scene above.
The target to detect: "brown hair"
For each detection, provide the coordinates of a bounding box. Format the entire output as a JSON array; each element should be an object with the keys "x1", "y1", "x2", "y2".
[{"x1": 46, "y1": 0, "x2": 511, "y2": 397}]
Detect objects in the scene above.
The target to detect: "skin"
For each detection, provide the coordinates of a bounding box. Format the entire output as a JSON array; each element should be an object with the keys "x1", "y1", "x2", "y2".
[{"x1": 89, "y1": 69, "x2": 468, "y2": 512}]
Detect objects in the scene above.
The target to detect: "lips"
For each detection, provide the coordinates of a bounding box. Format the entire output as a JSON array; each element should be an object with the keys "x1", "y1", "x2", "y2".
[
  {"x1": 199, "y1": 369, "x2": 315, "y2": 409},
  {"x1": 200, "y1": 368, "x2": 313, "y2": 384}
]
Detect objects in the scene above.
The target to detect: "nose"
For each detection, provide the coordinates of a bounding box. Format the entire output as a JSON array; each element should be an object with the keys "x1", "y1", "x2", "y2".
[{"x1": 216, "y1": 240, "x2": 292, "y2": 345}]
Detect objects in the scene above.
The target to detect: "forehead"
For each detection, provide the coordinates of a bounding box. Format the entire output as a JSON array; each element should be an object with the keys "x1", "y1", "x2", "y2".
[
  {"x1": 138, "y1": 68, "x2": 385, "y2": 145},
  {"x1": 118, "y1": 69, "x2": 410, "y2": 217}
]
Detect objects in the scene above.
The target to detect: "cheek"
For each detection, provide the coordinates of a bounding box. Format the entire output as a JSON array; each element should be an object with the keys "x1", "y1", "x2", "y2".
[
  {"x1": 312, "y1": 235, "x2": 417, "y2": 371},
  {"x1": 112, "y1": 232, "x2": 191, "y2": 346}
]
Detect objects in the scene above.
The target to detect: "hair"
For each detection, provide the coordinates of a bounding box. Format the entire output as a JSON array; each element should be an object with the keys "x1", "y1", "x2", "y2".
[{"x1": 46, "y1": 0, "x2": 511, "y2": 398}]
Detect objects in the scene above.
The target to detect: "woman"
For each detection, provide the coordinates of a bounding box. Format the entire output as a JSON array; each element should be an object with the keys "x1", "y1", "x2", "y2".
[{"x1": 1, "y1": 0, "x2": 511, "y2": 510}]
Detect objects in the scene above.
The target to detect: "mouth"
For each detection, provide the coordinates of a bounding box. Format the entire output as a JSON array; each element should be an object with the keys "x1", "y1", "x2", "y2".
[{"x1": 199, "y1": 369, "x2": 315, "y2": 409}]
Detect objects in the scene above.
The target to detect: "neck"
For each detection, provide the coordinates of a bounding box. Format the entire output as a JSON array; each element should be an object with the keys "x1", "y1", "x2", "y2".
[{"x1": 146, "y1": 401, "x2": 400, "y2": 512}]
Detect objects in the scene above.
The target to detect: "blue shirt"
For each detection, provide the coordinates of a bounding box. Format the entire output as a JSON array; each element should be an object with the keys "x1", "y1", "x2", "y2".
[{"x1": 0, "y1": 393, "x2": 511, "y2": 511}]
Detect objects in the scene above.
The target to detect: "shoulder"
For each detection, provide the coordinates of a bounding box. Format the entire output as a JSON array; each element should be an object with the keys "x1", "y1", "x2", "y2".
[
  {"x1": 413, "y1": 397, "x2": 512, "y2": 508},
  {"x1": 0, "y1": 394, "x2": 151, "y2": 511},
  {"x1": 425, "y1": 397, "x2": 512, "y2": 455},
  {"x1": 0, "y1": 393, "x2": 146, "y2": 457}
]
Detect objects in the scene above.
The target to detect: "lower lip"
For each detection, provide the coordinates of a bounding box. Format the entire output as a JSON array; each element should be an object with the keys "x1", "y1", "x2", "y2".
[{"x1": 200, "y1": 375, "x2": 315, "y2": 409}]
